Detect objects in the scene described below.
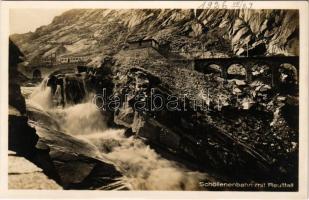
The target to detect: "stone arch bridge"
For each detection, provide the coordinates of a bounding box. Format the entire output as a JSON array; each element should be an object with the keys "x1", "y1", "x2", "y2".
[
  {"x1": 193, "y1": 56, "x2": 299, "y2": 87},
  {"x1": 22, "y1": 62, "x2": 87, "y2": 79}
]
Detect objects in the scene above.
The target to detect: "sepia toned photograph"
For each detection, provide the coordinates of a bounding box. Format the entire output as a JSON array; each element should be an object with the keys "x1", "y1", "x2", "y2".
[{"x1": 2, "y1": 1, "x2": 307, "y2": 197}]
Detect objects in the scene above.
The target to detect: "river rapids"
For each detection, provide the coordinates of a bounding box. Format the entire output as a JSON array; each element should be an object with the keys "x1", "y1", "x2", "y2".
[{"x1": 21, "y1": 78, "x2": 210, "y2": 190}]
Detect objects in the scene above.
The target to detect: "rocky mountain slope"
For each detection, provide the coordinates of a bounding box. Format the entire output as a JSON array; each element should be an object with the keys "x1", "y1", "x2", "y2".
[{"x1": 11, "y1": 9, "x2": 299, "y2": 66}]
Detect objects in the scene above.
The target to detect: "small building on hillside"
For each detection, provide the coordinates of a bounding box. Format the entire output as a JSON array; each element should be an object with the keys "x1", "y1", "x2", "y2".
[
  {"x1": 31, "y1": 53, "x2": 56, "y2": 67},
  {"x1": 127, "y1": 36, "x2": 160, "y2": 50},
  {"x1": 57, "y1": 55, "x2": 91, "y2": 64}
]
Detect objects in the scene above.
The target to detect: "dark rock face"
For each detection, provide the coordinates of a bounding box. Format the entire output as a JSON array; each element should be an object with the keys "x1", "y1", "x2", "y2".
[
  {"x1": 9, "y1": 40, "x2": 27, "y2": 115},
  {"x1": 9, "y1": 112, "x2": 39, "y2": 156},
  {"x1": 63, "y1": 75, "x2": 87, "y2": 104},
  {"x1": 47, "y1": 74, "x2": 87, "y2": 106},
  {"x1": 9, "y1": 83, "x2": 27, "y2": 115},
  {"x1": 9, "y1": 39, "x2": 37, "y2": 155}
]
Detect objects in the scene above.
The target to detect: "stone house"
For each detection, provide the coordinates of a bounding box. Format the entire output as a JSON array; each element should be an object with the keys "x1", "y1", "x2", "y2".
[{"x1": 127, "y1": 37, "x2": 160, "y2": 50}]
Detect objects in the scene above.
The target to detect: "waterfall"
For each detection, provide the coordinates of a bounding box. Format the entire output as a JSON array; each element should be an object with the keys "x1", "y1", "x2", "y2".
[
  {"x1": 53, "y1": 85, "x2": 63, "y2": 107},
  {"x1": 29, "y1": 74, "x2": 89, "y2": 109},
  {"x1": 28, "y1": 77, "x2": 53, "y2": 109}
]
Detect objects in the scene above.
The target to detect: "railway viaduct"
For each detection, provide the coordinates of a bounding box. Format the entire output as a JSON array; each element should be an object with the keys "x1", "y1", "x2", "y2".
[
  {"x1": 23, "y1": 62, "x2": 87, "y2": 79},
  {"x1": 193, "y1": 56, "x2": 299, "y2": 87}
]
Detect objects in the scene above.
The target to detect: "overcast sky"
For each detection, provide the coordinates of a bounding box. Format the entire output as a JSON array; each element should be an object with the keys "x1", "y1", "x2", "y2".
[{"x1": 10, "y1": 9, "x2": 69, "y2": 34}]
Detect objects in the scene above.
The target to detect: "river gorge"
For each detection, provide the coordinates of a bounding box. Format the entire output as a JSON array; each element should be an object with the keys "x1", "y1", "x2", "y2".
[{"x1": 8, "y1": 8, "x2": 299, "y2": 191}]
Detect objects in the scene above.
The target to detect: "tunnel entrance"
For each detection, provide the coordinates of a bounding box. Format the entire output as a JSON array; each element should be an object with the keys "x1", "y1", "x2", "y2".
[{"x1": 32, "y1": 69, "x2": 42, "y2": 80}]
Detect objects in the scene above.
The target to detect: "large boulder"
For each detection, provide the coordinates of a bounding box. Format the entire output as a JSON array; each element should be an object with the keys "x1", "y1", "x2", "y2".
[{"x1": 32, "y1": 124, "x2": 125, "y2": 189}]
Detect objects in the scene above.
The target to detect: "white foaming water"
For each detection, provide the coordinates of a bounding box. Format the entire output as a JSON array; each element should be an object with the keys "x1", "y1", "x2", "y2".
[
  {"x1": 24, "y1": 81, "x2": 207, "y2": 190},
  {"x1": 82, "y1": 130, "x2": 206, "y2": 190},
  {"x1": 28, "y1": 78, "x2": 53, "y2": 110},
  {"x1": 54, "y1": 102, "x2": 107, "y2": 135}
]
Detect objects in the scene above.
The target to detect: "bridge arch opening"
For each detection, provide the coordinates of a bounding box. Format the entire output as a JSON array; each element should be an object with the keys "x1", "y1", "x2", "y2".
[
  {"x1": 279, "y1": 63, "x2": 298, "y2": 83},
  {"x1": 205, "y1": 64, "x2": 222, "y2": 76},
  {"x1": 226, "y1": 64, "x2": 247, "y2": 80},
  {"x1": 251, "y1": 63, "x2": 271, "y2": 84},
  {"x1": 32, "y1": 69, "x2": 42, "y2": 80},
  {"x1": 278, "y1": 63, "x2": 298, "y2": 94}
]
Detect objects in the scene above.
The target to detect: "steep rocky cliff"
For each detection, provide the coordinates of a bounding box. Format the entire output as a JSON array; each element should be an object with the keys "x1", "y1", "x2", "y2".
[{"x1": 11, "y1": 9, "x2": 298, "y2": 66}]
